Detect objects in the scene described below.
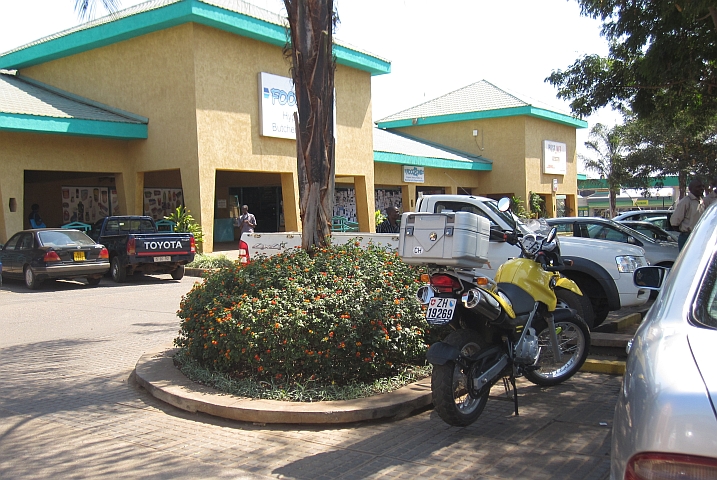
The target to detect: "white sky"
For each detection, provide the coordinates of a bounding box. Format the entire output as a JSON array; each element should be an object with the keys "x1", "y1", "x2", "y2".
[{"x1": 0, "y1": 0, "x2": 621, "y2": 171}]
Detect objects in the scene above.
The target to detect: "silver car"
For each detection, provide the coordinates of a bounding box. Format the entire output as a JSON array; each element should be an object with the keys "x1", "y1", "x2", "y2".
[
  {"x1": 546, "y1": 217, "x2": 678, "y2": 267},
  {"x1": 613, "y1": 209, "x2": 673, "y2": 232},
  {"x1": 611, "y1": 206, "x2": 717, "y2": 479}
]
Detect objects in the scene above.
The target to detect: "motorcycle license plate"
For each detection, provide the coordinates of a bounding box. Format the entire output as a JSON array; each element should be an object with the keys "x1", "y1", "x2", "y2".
[
  {"x1": 426, "y1": 297, "x2": 456, "y2": 325},
  {"x1": 154, "y1": 256, "x2": 171, "y2": 262},
  {"x1": 73, "y1": 251, "x2": 85, "y2": 262}
]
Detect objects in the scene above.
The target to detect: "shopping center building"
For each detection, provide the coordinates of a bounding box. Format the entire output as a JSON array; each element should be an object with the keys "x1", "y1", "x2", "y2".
[{"x1": 0, "y1": 0, "x2": 586, "y2": 251}]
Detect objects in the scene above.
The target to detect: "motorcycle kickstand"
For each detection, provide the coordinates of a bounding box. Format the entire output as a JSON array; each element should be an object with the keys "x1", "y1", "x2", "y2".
[{"x1": 502, "y1": 375, "x2": 519, "y2": 416}]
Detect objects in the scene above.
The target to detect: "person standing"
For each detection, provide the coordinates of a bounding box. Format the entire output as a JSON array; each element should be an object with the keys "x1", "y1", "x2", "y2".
[
  {"x1": 236, "y1": 204, "x2": 256, "y2": 240},
  {"x1": 670, "y1": 178, "x2": 705, "y2": 251},
  {"x1": 377, "y1": 205, "x2": 401, "y2": 233},
  {"x1": 28, "y1": 204, "x2": 46, "y2": 228}
]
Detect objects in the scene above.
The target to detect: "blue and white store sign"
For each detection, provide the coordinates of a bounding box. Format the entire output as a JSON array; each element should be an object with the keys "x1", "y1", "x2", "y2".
[
  {"x1": 259, "y1": 72, "x2": 297, "y2": 140},
  {"x1": 403, "y1": 165, "x2": 425, "y2": 183}
]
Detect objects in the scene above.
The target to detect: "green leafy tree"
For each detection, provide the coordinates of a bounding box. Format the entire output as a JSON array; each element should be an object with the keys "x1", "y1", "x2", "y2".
[
  {"x1": 547, "y1": 0, "x2": 717, "y2": 120},
  {"x1": 581, "y1": 123, "x2": 633, "y2": 218}
]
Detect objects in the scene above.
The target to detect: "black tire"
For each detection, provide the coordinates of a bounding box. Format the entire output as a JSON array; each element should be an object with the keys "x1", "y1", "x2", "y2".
[
  {"x1": 170, "y1": 265, "x2": 185, "y2": 280},
  {"x1": 87, "y1": 276, "x2": 102, "y2": 286},
  {"x1": 110, "y1": 257, "x2": 127, "y2": 283},
  {"x1": 555, "y1": 288, "x2": 594, "y2": 329},
  {"x1": 24, "y1": 266, "x2": 42, "y2": 290},
  {"x1": 431, "y1": 329, "x2": 490, "y2": 427},
  {"x1": 592, "y1": 298, "x2": 610, "y2": 326},
  {"x1": 524, "y1": 315, "x2": 590, "y2": 387}
]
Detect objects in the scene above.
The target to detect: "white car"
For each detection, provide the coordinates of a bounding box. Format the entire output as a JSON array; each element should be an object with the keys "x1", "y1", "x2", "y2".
[{"x1": 611, "y1": 205, "x2": 717, "y2": 479}]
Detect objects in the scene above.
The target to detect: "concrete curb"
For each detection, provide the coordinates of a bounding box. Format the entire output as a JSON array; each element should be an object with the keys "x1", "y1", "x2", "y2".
[
  {"x1": 580, "y1": 359, "x2": 626, "y2": 375},
  {"x1": 134, "y1": 346, "x2": 433, "y2": 424}
]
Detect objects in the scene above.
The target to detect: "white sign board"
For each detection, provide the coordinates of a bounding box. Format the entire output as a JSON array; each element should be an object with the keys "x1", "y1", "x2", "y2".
[
  {"x1": 259, "y1": 72, "x2": 297, "y2": 139},
  {"x1": 403, "y1": 165, "x2": 425, "y2": 183},
  {"x1": 543, "y1": 140, "x2": 567, "y2": 175}
]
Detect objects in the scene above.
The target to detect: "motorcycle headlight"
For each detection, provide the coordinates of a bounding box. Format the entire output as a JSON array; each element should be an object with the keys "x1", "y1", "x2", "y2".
[{"x1": 616, "y1": 255, "x2": 647, "y2": 273}]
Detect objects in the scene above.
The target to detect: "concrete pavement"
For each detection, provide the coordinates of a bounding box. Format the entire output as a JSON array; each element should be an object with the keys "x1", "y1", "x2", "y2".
[{"x1": 1, "y1": 274, "x2": 622, "y2": 479}]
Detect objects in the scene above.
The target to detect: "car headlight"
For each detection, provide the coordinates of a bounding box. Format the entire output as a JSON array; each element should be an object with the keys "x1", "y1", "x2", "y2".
[{"x1": 616, "y1": 255, "x2": 647, "y2": 273}]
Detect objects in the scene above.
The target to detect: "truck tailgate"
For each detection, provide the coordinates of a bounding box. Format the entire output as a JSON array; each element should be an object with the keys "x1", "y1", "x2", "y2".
[{"x1": 132, "y1": 234, "x2": 194, "y2": 257}]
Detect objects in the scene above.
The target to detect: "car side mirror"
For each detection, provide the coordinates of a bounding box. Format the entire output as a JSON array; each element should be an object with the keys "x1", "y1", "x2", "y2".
[{"x1": 634, "y1": 266, "x2": 670, "y2": 290}]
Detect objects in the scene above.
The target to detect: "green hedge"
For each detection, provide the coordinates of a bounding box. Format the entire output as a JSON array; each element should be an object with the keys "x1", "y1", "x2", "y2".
[{"x1": 175, "y1": 241, "x2": 437, "y2": 385}]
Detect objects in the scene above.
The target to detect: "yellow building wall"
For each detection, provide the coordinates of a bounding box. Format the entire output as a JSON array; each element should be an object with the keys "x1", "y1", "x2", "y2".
[
  {"x1": 389, "y1": 115, "x2": 579, "y2": 216},
  {"x1": 0, "y1": 131, "x2": 129, "y2": 241},
  {"x1": 15, "y1": 22, "x2": 377, "y2": 249}
]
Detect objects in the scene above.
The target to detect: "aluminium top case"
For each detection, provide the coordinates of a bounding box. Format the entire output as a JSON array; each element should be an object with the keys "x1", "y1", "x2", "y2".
[{"x1": 398, "y1": 211, "x2": 489, "y2": 268}]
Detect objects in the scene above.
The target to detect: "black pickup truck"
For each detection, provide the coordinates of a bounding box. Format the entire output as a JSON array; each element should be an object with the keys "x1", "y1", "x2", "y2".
[{"x1": 89, "y1": 216, "x2": 195, "y2": 282}]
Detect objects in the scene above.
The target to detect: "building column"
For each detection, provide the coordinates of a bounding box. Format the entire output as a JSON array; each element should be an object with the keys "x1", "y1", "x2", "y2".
[
  {"x1": 281, "y1": 172, "x2": 300, "y2": 232},
  {"x1": 0, "y1": 163, "x2": 23, "y2": 243},
  {"x1": 446, "y1": 184, "x2": 458, "y2": 195},
  {"x1": 354, "y1": 175, "x2": 374, "y2": 232},
  {"x1": 114, "y1": 169, "x2": 143, "y2": 216},
  {"x1": 402, "y1": 185, "x2": 416, "y2": 213},
  {"x1": 180, "y1": 165, "x2": 215, "y2": 253}
]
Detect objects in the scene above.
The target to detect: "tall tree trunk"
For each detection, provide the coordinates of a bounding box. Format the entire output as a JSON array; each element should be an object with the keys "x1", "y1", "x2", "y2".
[
  {"x1": 284, "y1": 0, "x2": 336, "y2": 252},
  {"x1": 609, "y1": 188, "x2": 618, "y2": 218}
]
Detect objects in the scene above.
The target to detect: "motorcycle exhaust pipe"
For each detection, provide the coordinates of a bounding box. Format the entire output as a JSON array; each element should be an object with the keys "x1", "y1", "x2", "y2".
[{"x1": 463, "y1": 288, "x2": 502, "y2": 321}]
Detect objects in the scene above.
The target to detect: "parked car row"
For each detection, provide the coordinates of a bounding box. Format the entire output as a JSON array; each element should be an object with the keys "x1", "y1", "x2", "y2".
[{"x1": 0, "y1": 216, "x2": 195, "y2": 290}]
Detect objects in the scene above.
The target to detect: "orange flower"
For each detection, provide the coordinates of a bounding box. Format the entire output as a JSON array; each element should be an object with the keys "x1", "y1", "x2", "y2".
[{"x1": 257, "y1": 366, "x2": 264, "y2": 372}]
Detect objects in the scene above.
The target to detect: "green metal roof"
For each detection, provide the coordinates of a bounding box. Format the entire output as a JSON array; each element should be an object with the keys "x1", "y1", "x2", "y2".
[
  {"x1": 0, "y1": 0, "x2": 390, "y2": 76},
  {"x1": 0, "y1": 70, "x2": 147, "y2": 139},
  {"x1": 375, "y1": 80, "x2": 587, "y2": 130},
  {"x1": 373, "y1": 128, "x2": 492, "y2": 171},
  {"x1": 578, "y1": 176, "x2": 680, "y2": 189}
]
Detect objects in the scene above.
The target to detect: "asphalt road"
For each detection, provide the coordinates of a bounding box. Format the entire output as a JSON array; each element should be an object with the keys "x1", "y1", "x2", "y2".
[{"x1": 0, "y1": 274, "x2": 620, "y2": 479}]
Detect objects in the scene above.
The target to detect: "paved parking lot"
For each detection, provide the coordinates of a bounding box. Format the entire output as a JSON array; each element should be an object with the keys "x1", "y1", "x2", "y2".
[{"x1": 0, "y1": 275, "x2": 620, "y2": 479}]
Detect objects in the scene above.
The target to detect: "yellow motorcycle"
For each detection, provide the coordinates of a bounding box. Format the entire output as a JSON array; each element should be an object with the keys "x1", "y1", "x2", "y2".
[{"x1": 414, "y1": 198, "x2": 590, "y2": 426}]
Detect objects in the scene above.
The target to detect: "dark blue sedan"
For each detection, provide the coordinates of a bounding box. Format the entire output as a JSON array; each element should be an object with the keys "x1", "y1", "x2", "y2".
[{"x1": 0, "y1": 229, "x2": 109, "y2": 289}]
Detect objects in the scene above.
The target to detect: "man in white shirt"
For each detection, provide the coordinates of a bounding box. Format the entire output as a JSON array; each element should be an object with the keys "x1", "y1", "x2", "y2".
[
  {"x1": 670, "y1": 178, "x2": 705, "y2": 251},
  {"x1": 236, "y1": 205, "x2": 257, "y2": 240}
]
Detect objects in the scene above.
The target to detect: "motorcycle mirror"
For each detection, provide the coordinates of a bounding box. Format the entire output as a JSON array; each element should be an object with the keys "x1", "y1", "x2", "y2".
[
  {"x1": 497, "y1": 197, "x2": 511, "y2": 212},
  {"x1": 546, "y1": 227, "x2": 557, "y2": 243}
]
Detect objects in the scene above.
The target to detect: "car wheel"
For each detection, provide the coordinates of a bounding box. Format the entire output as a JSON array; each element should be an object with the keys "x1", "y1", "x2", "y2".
[
  {"x1": 110, "y1": 257, "x2": 127, "y2": 283},
  {"x1": 170, "y1": 265, "x2": 185, "y2": 280},
  {"x1": 87, "y1": 275, "x2": 102, "y2": 286},
  {"x1": 24, "y1": 266, "x2": 42, "y2": 290}
]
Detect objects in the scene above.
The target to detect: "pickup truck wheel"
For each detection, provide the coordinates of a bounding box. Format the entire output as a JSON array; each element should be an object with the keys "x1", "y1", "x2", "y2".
[
  {"x1": 24, "y1": 266, "x2": 42, "y2": 290},
  {"x1": 170, "y1": 265, "x2": 185, "y2": 280},
  {"x1": 87, "y1": 275, "x2": 102, "y2": 286},
  {"x1": 111, "y1": 257, "x2": 127, "y2": 283},
  {"x1": 592, "y1": 298, "x2": 610, "y2": 326}
]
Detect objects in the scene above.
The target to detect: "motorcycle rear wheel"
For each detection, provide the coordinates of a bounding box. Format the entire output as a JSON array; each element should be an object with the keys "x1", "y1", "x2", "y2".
[
  {"x1": 431, "y1": 329, "x2": 490, "y2": 427},
  {"x1": 524, "y1": 316, "x2": 590, "y2": 387}
]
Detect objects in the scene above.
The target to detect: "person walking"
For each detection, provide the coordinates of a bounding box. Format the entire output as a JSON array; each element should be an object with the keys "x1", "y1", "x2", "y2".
[
  {"x1": 670, "y1": 178, "x2": 705, "y2": 251},
  {"x1": 28, "y1": 204, "x2": 46, "y2": 228},
  {"x1": 236, "y1": 204, "x2": 257, "y2": 240},
  {"x1": 376, "y1": 205, "x2": 401, "y2": 233}
]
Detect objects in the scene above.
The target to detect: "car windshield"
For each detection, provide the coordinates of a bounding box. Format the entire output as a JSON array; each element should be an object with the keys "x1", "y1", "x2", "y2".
[
  {"x1": 39, "y1": 230, "x2": 95, "y2": 247},
  {"x1": 693, "y1": 253, "x2": 717, "y2": 329}
]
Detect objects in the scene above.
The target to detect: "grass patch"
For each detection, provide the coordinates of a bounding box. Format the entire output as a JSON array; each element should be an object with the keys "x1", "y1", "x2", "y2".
[{"x1": 174, "y1": 350, "x2": 431, "y2": 402}]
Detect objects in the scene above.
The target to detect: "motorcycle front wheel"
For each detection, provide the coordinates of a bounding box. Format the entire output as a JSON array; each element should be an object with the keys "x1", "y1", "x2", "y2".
[
  {"x1": 524, "y1": 316, "x2": 590, "y2": 387},
  {"x1": 431, "y1": 329, "x2": 490, "y2": 427}
]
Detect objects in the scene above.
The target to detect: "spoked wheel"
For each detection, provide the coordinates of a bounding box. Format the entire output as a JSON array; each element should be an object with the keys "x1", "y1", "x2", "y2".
[
  {"x1": 524, "y1": 316, "x2": 590, "y2": 387},
  {"x1": 431, "y1": 329, "x2": 490, "y2": 427}
]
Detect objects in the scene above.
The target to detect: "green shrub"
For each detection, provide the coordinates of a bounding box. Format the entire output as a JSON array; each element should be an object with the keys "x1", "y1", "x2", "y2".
[
  {"x1": 175, "y1": 241, "x2": 437, "y2": 386},
  {"x1": 187, "y1": 253, "x2": 235, "y2": 269}
]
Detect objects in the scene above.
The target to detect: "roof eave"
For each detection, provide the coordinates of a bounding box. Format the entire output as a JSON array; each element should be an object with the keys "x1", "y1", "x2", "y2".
[
  {"x1": 373, "y1": 151, "x2": 492, "y2": 171},
  {"x1": 0, "y1": 113, "x2": 148, "y2": 139},
  {"x1": 0, "y1": 0, "x2": 390, "y2": 76},
  {"x1": 376, "y1": 106, "x2": 588, "y2": 129}
]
